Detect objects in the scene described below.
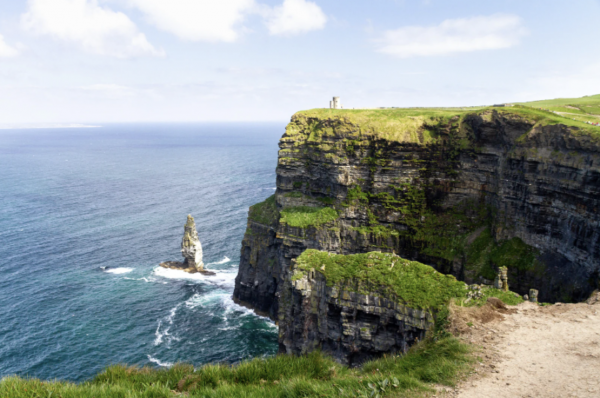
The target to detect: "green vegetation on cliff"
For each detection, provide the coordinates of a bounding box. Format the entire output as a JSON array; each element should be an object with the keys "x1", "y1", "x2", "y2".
[
  {"x1": 294, "y1": 250, "x2": 468, "y2": 310},
  {"x1": 280, "y1": 206, "x2": 338, "y2": 228},
  {"x1": 519, "y1": 94, "x2": 600, "y2": 124},
  {"x1": 287, "y1": 94, "x2": 600, "y2": 147},
  {"x1": 0, "y1": 336, "x2": 472, "y2": 398},
  {"x1": 464, "y1": 228, "x2": 541, "y2": 280},
  {"x1": 248, "y1": 195, "x2": 279, "y2": 227},
  {"x1": 293, "y1": 108, "x2": 474, "y2": 144}
]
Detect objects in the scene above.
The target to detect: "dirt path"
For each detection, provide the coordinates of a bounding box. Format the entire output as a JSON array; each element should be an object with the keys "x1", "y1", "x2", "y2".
[
  {"x1": 453, "y1": 298, "x2": 600, "y2": 398},
  {"x1": 556, "y1": 111, "x2": 600, "y2": 118}
]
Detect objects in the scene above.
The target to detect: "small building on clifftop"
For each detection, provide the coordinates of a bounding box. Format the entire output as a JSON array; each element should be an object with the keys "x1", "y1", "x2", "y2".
[{"x1": 329, "y1": 96, "x2": 341, "y2": 109}]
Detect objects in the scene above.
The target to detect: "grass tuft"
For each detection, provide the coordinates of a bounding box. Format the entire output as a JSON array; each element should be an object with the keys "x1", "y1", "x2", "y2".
[{"x1": 280, "y1": 206, "x2": 338, "y2": 228}]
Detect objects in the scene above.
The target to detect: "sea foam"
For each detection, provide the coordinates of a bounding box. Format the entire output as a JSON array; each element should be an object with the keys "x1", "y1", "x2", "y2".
[
  {"x1": 153, "y1": 266, "x2": 237, "y2": 288},
  {"x1": 147, "y1": 355, "x2": 173, "y2": 368},
  {"x1": 207, "y1": 256, "x2": 231, "y2": 266},
  {"x1": 105, "y1": 267, "x2": 134, "y2": 274}
]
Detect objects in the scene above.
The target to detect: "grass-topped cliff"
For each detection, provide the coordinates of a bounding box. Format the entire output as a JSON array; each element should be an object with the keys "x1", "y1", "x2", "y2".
[
  {"x1": 293, "y1": 250, "x2": 467, "y2": 310},
  {"x1": 293, "y1": 95, "x2": 600, "y2": 145},
  {"x1": 292, "y1": 249, "x2": 522, "y2": 311}
]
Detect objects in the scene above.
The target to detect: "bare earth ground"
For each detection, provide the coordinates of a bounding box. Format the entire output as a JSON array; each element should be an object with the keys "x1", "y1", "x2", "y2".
[{"x1": 439, "y1": 294, "x2": 600, "y2": 398}]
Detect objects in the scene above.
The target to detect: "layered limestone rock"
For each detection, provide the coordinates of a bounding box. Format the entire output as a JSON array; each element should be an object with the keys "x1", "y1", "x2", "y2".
[
  {"x1": 161, "y1": 215, "x2": 213, "y2": 275},
  {"x1": 233, "y1": 196, "x2": 283, "y2": 318},
  {"x1": 234, "y1": 107, "x2": 600, "y2": 363},
  {"x1": 277, "y1": 250, "x2": 463, "y2": 365}
]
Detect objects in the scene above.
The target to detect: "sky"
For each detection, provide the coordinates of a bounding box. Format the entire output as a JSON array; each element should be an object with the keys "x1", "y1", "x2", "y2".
[{"x1": 0, "y1": 0, "x2": 599, "y2": 123}]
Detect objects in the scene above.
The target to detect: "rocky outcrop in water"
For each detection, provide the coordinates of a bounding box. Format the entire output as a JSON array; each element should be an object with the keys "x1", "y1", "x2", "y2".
[
  {"x1": 233, "y1": 108, "x2": 600, "y2": 363},
  {"x1": 181, "y1": 215, "x2": 204, "y2": 271},
  {"x1": 161, "y1": 215, "x2": 214, "y2": 275}
]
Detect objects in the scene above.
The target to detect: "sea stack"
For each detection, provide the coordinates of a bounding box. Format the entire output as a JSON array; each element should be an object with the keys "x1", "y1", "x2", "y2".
[
  {"x1": 160, "y1": 215, "x2": 214, "y2": 275},
  {"x1": 181, "y1": 215, "x2": 204, "y2": 271}
]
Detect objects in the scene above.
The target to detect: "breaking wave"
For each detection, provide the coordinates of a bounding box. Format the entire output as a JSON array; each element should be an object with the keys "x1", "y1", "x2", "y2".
[
  {"x1": 152, "y1": 266, "x2": 237, "y2": 288},
  {"x1": 104, "y1": 267, "x2": 134, "y2": 274},
  {"x1": 207, "y1": 256, "x2": 231, "y2": 266},
  {"x1": 147, "y1": 355, "x2": 173, "y2": 368}
]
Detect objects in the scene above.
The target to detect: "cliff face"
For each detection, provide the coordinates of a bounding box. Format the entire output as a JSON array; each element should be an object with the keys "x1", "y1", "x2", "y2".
[
  {"x1": 276, "y1": 250, "x2": 466, "y2": 365},
  {"x1": 233, "y1": 107, "x2": 600, "y2": 362}
]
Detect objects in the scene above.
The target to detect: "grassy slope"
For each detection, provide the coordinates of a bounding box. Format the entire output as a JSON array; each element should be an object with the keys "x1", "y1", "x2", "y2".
[
  {"x1": 519, "y1": 94, "x2": 600, "y2": 123},
  {"x1": 0, "y1": 337, "x2": 472, "y2": 398}
]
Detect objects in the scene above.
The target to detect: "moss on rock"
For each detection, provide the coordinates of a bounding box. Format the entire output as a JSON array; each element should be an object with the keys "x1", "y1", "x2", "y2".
[
  {"x1": 280, "y1": 206, "x2": 338, "y2": 229},
  {"x1": 248, "y1": 195, "x2": 279, "y2": 227},
  {"x1": 294, "y1": 249, "x2": 468, "y2": 310}
]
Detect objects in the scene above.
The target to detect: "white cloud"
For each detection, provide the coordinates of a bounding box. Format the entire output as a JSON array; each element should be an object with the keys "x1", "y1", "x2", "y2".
[
  {"x1": 377, "y1": 14, "x2": 526, "y2": 58},
  {"x1": 0, "y1": 35, "x2": 19, "y2": 58},
  {"x1": 265, "y1": 0, "x2": 327, "y2": 36},
  {"x1": 127, "y1": 0, "x2": 256, "y2": 42},
  {"x1": 21, "y1": 0, "x2": 163, "y2": 58}
]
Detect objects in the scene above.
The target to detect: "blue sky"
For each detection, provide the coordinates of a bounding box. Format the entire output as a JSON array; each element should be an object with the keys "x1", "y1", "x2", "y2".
[{"x1": 0, "y1": 0, "x2": 599, "y2": 123}]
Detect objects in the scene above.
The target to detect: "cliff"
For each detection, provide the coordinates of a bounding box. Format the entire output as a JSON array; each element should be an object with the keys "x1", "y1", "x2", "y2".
[{"x1": 233, "y1": 105, "x2": 600, "y2": 363}]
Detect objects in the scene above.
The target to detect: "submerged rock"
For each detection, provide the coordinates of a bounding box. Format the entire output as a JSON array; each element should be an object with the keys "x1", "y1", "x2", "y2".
[{"x1": 160, "y1": 215, "x2": 215, "y2": 275}]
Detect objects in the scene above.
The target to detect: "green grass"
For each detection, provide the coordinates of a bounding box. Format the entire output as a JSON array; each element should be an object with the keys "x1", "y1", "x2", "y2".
[
  {"x1": 517, "y1": 94, "x2": 600, "y2": 127},
  {"x1": 280, "y1": 206, "x2": 338, "y2": 228},
  {"x1": 0, "y1": 334, "x2": 472, "y2": 398},
  {"x1": 458, "y1": 287, "x2": 524, "y2": 307},
  {"x1": 521, "y1": 93, "x2": 600, "y2": 109},
  {"x1": 248, "y1": 195, "x2": 279, "y2": 227},
  {"x1": 294, "y1": 250, "x2": 468, "y2": 310},
  {"x1": 495, "y1": 105, "x2": 599, "y2": 134},
  {"x1": 295, "y1": 108, "x2": 477, "y2": 144}
]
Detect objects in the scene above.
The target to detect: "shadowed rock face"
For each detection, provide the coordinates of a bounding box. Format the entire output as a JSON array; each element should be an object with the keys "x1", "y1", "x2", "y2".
[
  {"x1": 233, "y1": 109, "x2": 600, "y2": 363},
  {"x1": 182, "y1": 215, "x2": 204, "y2": 271}
]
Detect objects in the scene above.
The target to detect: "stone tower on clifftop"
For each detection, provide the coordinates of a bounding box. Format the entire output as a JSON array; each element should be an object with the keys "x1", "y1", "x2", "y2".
[{"x1": 329, "y1": 96, "x2": 341, "y2": 109}]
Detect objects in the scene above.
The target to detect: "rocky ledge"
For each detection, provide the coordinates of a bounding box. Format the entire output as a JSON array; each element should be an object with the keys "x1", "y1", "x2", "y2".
[
  {"x1": 160, "y1": 215, "x2": 215, "y2": 275},
  {"x1": 278, "y1": 250, "x2": 464, "y2": 365}
]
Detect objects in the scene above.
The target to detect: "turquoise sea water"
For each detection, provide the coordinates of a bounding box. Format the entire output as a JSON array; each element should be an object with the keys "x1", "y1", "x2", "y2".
[{"x1": 0, "y1": 123, "x2": 284, "y2": 382}]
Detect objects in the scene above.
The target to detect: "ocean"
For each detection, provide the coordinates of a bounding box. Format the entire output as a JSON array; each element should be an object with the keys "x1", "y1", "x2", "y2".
[{"x1": 0, "y1": 123, "x2": 285, "y2": 382}]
